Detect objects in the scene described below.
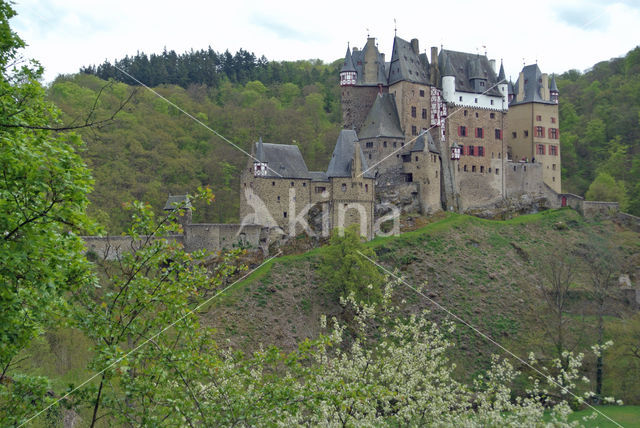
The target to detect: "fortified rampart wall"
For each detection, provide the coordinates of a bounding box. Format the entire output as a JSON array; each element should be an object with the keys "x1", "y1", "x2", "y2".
[{"x1": 83, "y1": 223, "x2": 268, "y2": 260}]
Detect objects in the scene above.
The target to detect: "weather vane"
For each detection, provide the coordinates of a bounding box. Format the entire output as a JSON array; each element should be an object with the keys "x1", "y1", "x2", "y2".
[{"x1": 393, "y1": 18, "x2": 397, "y2": 36}]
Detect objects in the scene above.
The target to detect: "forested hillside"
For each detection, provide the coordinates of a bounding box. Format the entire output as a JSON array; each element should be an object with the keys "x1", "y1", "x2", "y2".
[
  {"x1": 51, "y1": 56, "x2": 343, "y2": 232},
  {"x1": 557, "y1": 47, "x2": 640, "y2": 213},
  {"x1": 52, "y1": 46, "x2": 640, "y2": 232}
]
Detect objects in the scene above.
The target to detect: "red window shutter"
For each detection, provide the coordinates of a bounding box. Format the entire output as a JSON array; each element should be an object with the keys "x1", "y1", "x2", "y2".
[
  {"x1": 542, "y1": 127, "x2": 546, "y2": 138},
  {"x1": 458, "y1": 126, "x2": 461, "y2": 136},
  {"x1": 543, "y1": 144, "x2": 546, "y2": 155}
]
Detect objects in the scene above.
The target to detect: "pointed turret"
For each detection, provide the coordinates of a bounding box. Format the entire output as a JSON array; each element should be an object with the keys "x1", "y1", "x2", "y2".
[
  {"x1": 441, "y1": 56, "x2": 456, "y2": 102},
  {"x1": 550, "y1": 74, "x2": 559, "y2": 104},
  {"x1": 442, "y1": 55, "x2": 455, "y2": 76},
  {"x1": 256, "y1": 136, "x2": 265, "y2": 160},
  {"x1": 340, "y1": 44, "x2": 357, "y2": 86},
  {"x1": 497, "y1": 61, "x2": 506, "y2": 83}
]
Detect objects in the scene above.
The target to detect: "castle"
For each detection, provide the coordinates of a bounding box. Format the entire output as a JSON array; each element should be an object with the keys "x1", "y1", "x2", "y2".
[
  {"x1": 239, "y1": 34, "x2": 563, "y2": 239},
  {"x1": 85, "y1": 35, "x2": 634, "y2": 260}
]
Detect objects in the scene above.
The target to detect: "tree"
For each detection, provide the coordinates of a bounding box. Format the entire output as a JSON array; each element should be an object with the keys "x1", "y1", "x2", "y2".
[
  {"x1": 585, "y1": 172, "x2": 628, "y2": 209},
  {"x1": 319, "y1": 225, "x2": 383, "y2": 304},
  {"x1": 578, "y1": 235, "x2": 622, "y2": 400},
  {"x1": 534, "y1": 245, "x2": 577, "y2": 368},
  {"x1": 0, "y1": 1, "x2": 95, "y2": 424},
  {"x1": 70, "y1": 189, "x2": 246, "y2": 427}
]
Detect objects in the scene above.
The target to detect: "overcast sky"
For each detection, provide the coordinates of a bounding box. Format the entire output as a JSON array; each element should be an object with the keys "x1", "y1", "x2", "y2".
[{"x1": 11, "y1": 0, "x2": 640, "y2": 85}]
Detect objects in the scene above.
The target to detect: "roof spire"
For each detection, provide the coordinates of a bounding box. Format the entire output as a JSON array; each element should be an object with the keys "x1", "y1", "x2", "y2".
[
  {"x1": 256, "y1": 136, "x2": 264, "y2": 161},
  {"x1": 497, "y1": 59, "x2": 506, "y2": 83},
  {"x1": 394, "y1": 18, "x2": 397, "y2": 36},
  {"x1": 550, "y1": 74, "x2": 559, "y2": 93},
  {"x1": 340, "y1": 44, "x2": 356, "y2": 73}
]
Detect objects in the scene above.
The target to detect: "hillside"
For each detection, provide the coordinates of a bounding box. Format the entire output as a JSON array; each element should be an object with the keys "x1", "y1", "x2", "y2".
[
  {"x1": 557, "y1": 46, "x2": 640, "y2": 213},
  {"x1": 198, "y1": 209, "x2": 640, "y2": 401},
  {"x1": 48, "y1": 67, "x2": 342, "y2": 233},
  {"x1": 24, "y1": 208, "x2": 640, "y2": 415},
  {"x1": 48, "y1": 46, "x2": 640, "y2": 235}
]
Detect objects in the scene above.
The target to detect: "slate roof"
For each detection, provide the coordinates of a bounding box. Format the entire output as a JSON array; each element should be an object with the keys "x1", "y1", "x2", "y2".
[
  {"x1": 510, "y1": 64, "x2": 555, "y2": 106},
  {"x1": 326, "y1": 130, "x2": 375, "y2": 179},
  {"x1": 164, "y1": 194, "x2": 191, "y2": 210},
  {"x1": 358, "y1": 93, "x2": 404, "y2": 139},
  {"x1": 309, "y1": 171, "x2": 329, "y2": 182},
  {"x1": 387, "y1": 36, "x2": 429, "y2": 85},
  {"x1": 497, "y1": 62, "x2": 506, "y2": 83},
  {"x1": 254, "y1": 140, "x2": 311, "y2": 179},
  {"x1": 351, "y1": 39, "x2": 387, "y2": 86},
  {"x1": 550, "y1": 74, "x2": 559, "y2": 92},
  {"x1": 410, "y1": 131, "x2": 439, "y2": 154},
  {"x1": 438, "y1": 49, "x2": 502, "y2": 96},
  {"x1": 340, "y1": 45, "x2": 356, "y2": 73}
]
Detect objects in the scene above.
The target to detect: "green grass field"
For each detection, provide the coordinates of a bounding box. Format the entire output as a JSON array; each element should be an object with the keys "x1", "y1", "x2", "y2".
[{"x1": 568, "y1": 406, "x2": 640, "y2": 427}]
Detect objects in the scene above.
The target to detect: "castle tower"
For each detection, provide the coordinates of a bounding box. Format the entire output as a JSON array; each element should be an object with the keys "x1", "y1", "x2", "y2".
[
  {"x1": 497, "y1": 61, "x2": 508, "y2": 108},
  {"x1": 441, "y1": 56, "x2": 455, "y2": 102},
  {"x1": 506, "y1": 64, "x2": 561, "y2": 193},
  {"x1": 326, "y1": 130, "x2": 375, "y2": 238},
  {"x1": 340, "y1": 45, "x2": 357, "y2": 87},
  {"x1": 340, "y1": 37, "x2": 389, "y2": 133}
]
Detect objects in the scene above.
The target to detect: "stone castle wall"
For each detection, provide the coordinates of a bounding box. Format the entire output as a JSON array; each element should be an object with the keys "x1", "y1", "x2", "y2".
[
  {"x1": 84, "y1": 223, "x2": 267, "y2": 261},
  {"x1": 342, "y1": 85, "x2": 384, "y2": 133},
  {"x1": 388, "y1": 81, "x2": 432, "y2": 137}
]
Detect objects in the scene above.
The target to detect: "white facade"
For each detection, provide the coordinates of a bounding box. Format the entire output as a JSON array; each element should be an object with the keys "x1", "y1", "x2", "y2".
[{"x1": 441, "y1": 75, "x2": 508, "y2": 111}]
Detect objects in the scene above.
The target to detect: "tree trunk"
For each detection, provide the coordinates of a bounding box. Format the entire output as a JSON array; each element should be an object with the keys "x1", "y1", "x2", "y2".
[{"x1": 90, "y1": 376, "x2": 104, "y2": 428}]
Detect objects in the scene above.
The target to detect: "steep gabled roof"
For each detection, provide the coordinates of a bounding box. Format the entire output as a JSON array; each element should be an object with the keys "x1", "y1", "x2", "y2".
[
  {"x1": 410, "y1": 131, "x2": 439, "y2": 154},
  {"x1": 254, "y1": 140, "x2": 311, "y2": 179},
  {"x1": 327, "y1": 130, "x2": 375, "y2": 179},
  {"x1": 351, "y1": 39, "x2": 387, "y2": 86},
  {"x1": 438, "y1": 49, "x2": 502, "y2": 96},
  {"x1": 358, "y1": 93, "x2": 404, "y2": 139},
  {"x1": 511, "y1": 64, "x2": 555, "y2": 106},
  {"x1": 388, "y1": 36, "x2": 429, "y2": 85},
  {"x1": 340, "y1": 45, "x2": 356, "y2": 73}
]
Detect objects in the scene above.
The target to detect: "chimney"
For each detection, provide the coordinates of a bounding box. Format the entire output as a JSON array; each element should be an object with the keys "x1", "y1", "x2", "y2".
[
  {"x1": 353, "y1": 47, "x2": 358, "y2": 52},
  {"x1": 517, "y1": 71, "x2": 525, "y2": 102},
  {"x1": 489, "y1": 59, "x2": 496, "y2": 72},
  {"x1": 430, "y1": 46, "x2": 439, "y2": 86},
  {"x1": 411, "y1": 38, "x2": 419, "y2": 55},
  {"x1": 381, "y1": 53, "x2": 385, "y2": 64},
  {"x1": 541, "y1": 73, "x2": 549, "y2": 101}
]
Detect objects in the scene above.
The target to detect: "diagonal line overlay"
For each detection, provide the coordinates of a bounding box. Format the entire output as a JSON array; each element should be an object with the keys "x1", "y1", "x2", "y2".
[
  {"x1": 113, "y1": 65, "x2": 283, "y2": 178},
  {"x1": 19, "y1": 251, "x2": 282, "y2": 427},
  {"x1": 356, "y1": 250, "x2": 624, "y2": 428}
]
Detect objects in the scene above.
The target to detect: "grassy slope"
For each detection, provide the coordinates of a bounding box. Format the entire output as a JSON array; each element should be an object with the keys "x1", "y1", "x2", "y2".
[
  {"x1": 20, "y1": 208, "x2": 640, "y2": 413},
  {"x1": 202, "y1": 208, "x2": 640, "y2": 399}
]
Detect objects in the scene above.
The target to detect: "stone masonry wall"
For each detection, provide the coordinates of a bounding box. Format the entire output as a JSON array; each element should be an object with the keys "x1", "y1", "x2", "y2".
[
  {"x1": 342, "y1": 86, "x2": 384, "y2": 133},
  {"x1": 389, "y1": 81, "x2": 432, "y2": 138}
]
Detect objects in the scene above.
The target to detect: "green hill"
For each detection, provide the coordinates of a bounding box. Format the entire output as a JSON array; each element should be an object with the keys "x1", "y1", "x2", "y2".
[{"x1": 29, "y1": 209, "x2": 639, "y2": 404}]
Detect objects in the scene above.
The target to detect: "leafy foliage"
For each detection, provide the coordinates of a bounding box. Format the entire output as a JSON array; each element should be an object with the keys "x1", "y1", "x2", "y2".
[
  {"x1": 557, "y1": 46, "x2": 640, "y2": 214},
  {"x1": 0, "y1": 1, "x2": 95, "y2": 424},
  {"x1": 319, "y1": 225, "x2": 383, "y2": 304},
  {"x1": 49, "y1": 69, "x2": 342, "y2": 233}
]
